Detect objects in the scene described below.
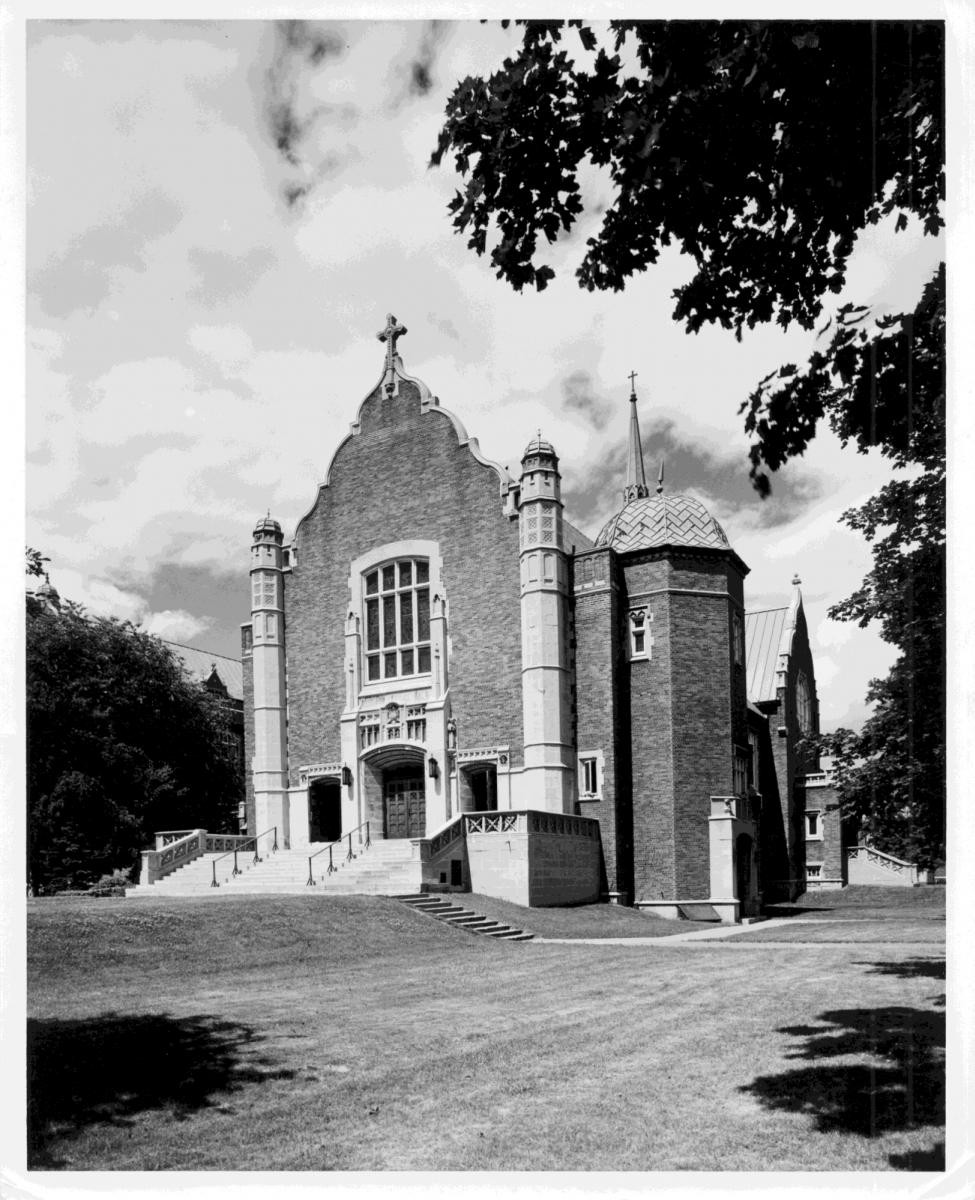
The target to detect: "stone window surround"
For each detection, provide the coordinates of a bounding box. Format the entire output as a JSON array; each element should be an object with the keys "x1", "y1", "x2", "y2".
[
  {"x1": 577, "y1": 749, "x2": 604, "y2": 800},
  {"x1": 805, "y1": 809, "x2": 823, "y2": 840},
  {"x1": 628, "y1": 606, "x2": 652, "y2": 661},
  {"x1": 348, "y1": 539, "x2": 445, "y2": 702}
]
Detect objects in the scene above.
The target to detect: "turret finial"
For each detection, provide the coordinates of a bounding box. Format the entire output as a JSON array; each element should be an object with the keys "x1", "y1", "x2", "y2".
[
  {"x1": 792, "y1": 573, "x2": 802, "y2": 587},
  {"x1": 656, "y1": 461, "x2": 665, "y2": 495},
  {"x1": 623, "y1": 377, "x2": 649, "y2": 503}
]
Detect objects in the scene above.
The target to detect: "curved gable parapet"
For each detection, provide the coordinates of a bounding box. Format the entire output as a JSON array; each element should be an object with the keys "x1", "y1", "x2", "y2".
[
  {"x1": 399, "y1": 362, "x2": 512, "y2": 492},
  {"x1": 292, "y1": 357, "x2": 514, "y2": 545}
]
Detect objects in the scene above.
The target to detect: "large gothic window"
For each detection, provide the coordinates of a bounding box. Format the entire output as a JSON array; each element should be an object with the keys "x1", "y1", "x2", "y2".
[{"x1": 364, "y1": 559, "x2": 431, "y2": 682}]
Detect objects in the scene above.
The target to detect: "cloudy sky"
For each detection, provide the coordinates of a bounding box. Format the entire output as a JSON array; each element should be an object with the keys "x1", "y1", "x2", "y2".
[{"x1": 23, "y1": 18, "x2": 945, "y2": 732}]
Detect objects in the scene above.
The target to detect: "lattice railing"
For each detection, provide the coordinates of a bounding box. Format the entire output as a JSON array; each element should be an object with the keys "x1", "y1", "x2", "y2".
[
  {"x1": 154, "y1": 829, "x2": 196, "y2": 849},
  {"x1": 460, "y1": 811, "x2": 599, "y2": 839},
  {"x1": 142, "y1": 829, "x2": 257, "y2": 884},
  {"x1": 465, "y1": 812, "x2": 522, "y2": 835},
  {"x1": 848, "y1": 845, "x2": 913, "y2": 874}
]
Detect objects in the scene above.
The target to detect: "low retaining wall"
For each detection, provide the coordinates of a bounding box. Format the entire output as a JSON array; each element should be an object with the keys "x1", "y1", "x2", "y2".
[{"x1": 464, "y1": 811, "x2": 601, "y2": 907}]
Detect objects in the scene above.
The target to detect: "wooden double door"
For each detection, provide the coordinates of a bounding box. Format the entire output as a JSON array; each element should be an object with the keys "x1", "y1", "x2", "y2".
[{"x1": 384, "y1": 773, "x2": 426, "y2": 839}]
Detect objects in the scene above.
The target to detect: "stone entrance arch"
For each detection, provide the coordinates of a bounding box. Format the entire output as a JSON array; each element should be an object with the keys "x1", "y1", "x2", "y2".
[{"x1": 361, "y1": 745, "x2": 427, "y2": 839}]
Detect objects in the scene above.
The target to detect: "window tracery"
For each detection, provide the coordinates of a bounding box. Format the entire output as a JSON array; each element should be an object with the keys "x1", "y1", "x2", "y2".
[{"x1": 364, "y1": 558, "x2": 431, "y2": 682}]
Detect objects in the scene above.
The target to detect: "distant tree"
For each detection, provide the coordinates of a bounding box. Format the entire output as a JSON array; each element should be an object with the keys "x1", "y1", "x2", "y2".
[
  {"x1": 769, "y1": 267, "x2": 945, "y2": 867},
  {"x1": 26, "y1": 547, "x2": 49, "y2": 579},
  {"x1": 27, "y1": 600, "x2": 241, "y2": 892}
]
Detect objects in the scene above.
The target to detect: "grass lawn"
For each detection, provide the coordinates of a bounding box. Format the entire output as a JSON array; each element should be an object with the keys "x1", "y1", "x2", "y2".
[{"x1": 26, "y1": 891, "x2": 945, "y2": 1173}]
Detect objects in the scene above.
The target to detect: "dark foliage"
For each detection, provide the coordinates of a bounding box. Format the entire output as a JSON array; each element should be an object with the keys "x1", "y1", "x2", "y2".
[
  {"x1": 432, "y1": 21, "x2": 943, "y2": 334},
  {"x1": 26, "y1": 547, "x2": 50, "y2": 579},
  {"x1": 26, "y1": 603, "x2": 242, "y2": 892},
  {"x1": 773, "y1": 268, "x2": 945, "y2": 866}
]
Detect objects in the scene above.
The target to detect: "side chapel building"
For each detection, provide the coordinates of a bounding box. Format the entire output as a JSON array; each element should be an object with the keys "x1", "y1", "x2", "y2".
[{"x1": 241, "y1": 316, "x2": 828, "y2": 920}]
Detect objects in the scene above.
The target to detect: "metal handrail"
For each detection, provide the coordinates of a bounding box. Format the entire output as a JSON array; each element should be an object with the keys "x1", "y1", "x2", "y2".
[
  {"x1": 210, "y1": 826, "x2": 278, "y2": 888},
  {"x1": 307, "y1": 820, "x2": 371, "y2": 886}
]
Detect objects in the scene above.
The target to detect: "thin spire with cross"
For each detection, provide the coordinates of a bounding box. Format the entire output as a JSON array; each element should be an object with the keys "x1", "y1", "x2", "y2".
[{"x1": 623, "y1": 374, "x2": 649, "y2": 502}]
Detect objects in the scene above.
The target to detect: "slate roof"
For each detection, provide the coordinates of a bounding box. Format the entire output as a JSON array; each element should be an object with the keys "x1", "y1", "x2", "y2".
[
  {"x1": 165, "y1": 641, "x2": 244, "y2": 702},
  {"x1": 744, "y1": 607, "x2": 788, "y2": 703},
  {"x1": 594, "y1": 493, "x2": 730, "y2": 554}
]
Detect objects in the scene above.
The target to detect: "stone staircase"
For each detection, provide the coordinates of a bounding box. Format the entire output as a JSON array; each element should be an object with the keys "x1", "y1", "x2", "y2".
[
  {"x1": 127, "y1": 838, "x2": 420, "y2": 898},
  {"x1": 395, "y1": 894, "x2": 534, "y2": 941}
]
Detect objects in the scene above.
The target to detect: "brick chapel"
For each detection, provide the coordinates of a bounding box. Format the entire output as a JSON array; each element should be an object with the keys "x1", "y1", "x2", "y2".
[{"x1": 241, "y1": 315, "x2": 828, "y2": 921}]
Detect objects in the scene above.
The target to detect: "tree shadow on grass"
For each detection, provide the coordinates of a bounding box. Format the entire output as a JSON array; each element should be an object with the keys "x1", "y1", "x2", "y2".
[
  {"x1": 741, "y1": 1004, "x2": 945, "y2": 1170},
  {"x1": 853, "y1": 958, "x2": 946, "y2": 1012},
  {"x1": 28, "y1": 1012, "x2": 296, "y2": 1168}
]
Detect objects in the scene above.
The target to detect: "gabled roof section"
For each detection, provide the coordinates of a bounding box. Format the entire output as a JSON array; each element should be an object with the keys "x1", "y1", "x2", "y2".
[
  {"x1": 744, "y1": 607, "x2": 788, "y2": 703},
  {"x1": 564, "y1": 518, "x2": 596, "y2": 553},
  {"x1": 745, "y1": 578, "x2": 806, "y2": 704},
  {"x1": 165, "y1": 641, "x2": 243, "y2": 702}
]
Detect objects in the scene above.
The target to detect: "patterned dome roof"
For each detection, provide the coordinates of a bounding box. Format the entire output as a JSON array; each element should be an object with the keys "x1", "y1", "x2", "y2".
[
  {"x1": 253, "y1": 514, "x2": 282, "y2": 535},
  {"x1": 594, "y1": 493, "x2": 730, "y2": 553},
  {"x1": 522, "y1": 433, "x2": 557, "y2": 460}
]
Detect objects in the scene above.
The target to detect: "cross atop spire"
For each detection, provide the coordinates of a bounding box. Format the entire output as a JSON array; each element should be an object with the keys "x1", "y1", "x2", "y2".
[{"x1": 623, "y1": 376, "x2": 649, "y2": 503}]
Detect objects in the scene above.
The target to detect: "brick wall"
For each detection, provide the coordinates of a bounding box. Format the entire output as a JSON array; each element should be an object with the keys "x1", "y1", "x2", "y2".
[
  {"x1": 573, "y1": 548, "x2": 631, "y2": 898},
  {"x1": 624, "y1": 551, "x2": 745, "y2": 902},
  {"x1": 805, "y1": 782, "x2": 846, "y2": 883},
  {"x1": 527, "y1": 827, "x2": 602, "y2": 905},
  {"x1": 282, "y1": 380, "x2": 524, "y2": 779},
  {"x1": 767, "y1": 602, "x2": 819, "y2": 898}
]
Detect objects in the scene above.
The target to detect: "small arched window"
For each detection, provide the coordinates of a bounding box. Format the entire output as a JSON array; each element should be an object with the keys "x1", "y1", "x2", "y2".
[{"x1": 364, "y1": 558, "x2": 431, "y2": 682}]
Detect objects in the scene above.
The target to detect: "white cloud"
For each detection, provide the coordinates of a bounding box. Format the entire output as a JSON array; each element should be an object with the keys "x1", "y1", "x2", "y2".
[
  {"x1": 141, "y1": 608, "x2": 212, "y2": 642},
  {"x1": 23, "y1": 19, "x2": 940, "y2": 724}
]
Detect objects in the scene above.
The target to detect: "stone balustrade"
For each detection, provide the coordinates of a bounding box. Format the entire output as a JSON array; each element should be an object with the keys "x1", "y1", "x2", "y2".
[{"x1": 140, "y1": 829, "x2": 257, "y2": 885}]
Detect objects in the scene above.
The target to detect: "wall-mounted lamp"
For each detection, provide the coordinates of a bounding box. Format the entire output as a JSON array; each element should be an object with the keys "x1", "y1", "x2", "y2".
[
  {"x1": 428, "y1": 757, "x2": 440, "y2": 780},
  {"x1": 342, "y1": 766, "x2": 353, "y2": 787}
]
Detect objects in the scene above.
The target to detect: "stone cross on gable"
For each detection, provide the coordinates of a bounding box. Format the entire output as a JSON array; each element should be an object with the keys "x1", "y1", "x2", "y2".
[{"x1": 377, "y1": 313, "x2": 407, "y2": 376}]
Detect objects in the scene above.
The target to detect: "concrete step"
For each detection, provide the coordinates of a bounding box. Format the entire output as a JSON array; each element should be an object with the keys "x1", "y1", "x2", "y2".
[{"x1": 396, "y1": 896, "x2": 534, "y2": 943}]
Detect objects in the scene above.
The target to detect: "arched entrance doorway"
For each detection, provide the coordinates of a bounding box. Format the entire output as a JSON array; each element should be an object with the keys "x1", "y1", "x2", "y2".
[
  {"x1": 383, "y1": 769, "x2": 425, "y2": 838},
  {"x1": 309, "y1": 777, "x2": 342, "y2": 843},
  {"x1": 361, "y1": 747, "x2": 427, "y2": 840}
]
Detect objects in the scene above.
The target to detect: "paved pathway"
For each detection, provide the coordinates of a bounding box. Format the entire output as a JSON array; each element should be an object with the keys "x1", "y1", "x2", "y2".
[{"x1": 534, "y1": 916, "x2": 945, "y2": 950}]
